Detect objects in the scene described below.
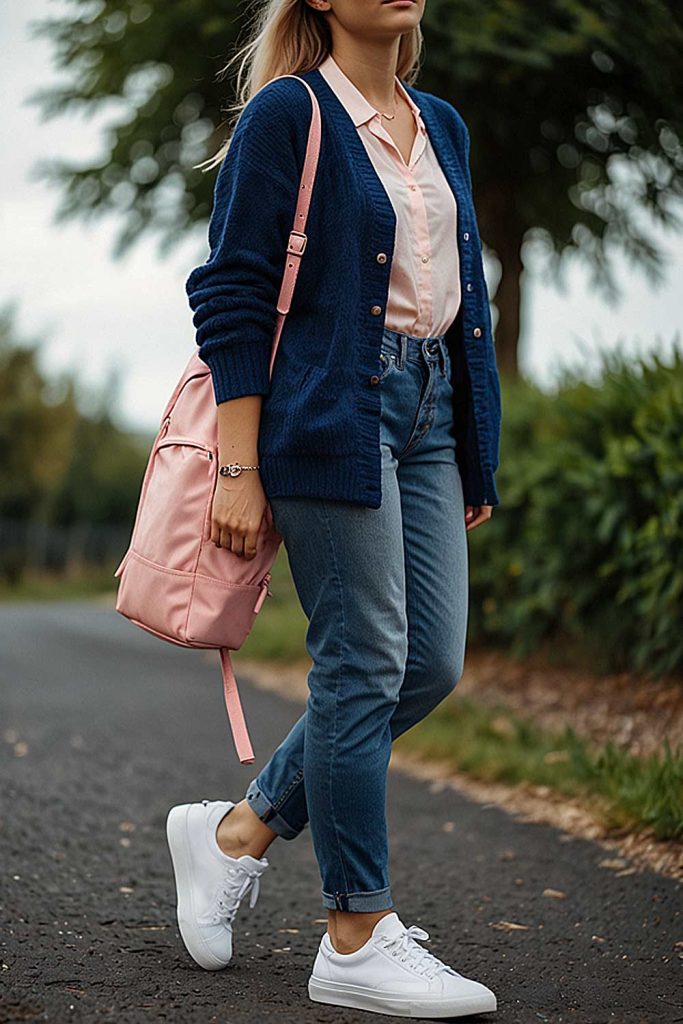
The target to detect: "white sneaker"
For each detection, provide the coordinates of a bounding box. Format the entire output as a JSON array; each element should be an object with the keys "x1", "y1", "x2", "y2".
[
  {"x1": 308, "y1": 911, "x2": 497, "y2": 1018},
  {"x1": 165, "y1": 799, "x2": 269, "y2": 970}
]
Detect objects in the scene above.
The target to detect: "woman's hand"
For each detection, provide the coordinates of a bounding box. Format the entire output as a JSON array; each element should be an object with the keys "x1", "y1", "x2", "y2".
[
  {"x1": 212, "y1": 394, "x2": 270, "y2": 558},
  {"x1": 465, "y1": 504, "x2": 493, "y2": 532},
  {"x1": 211, "y1": 470, "x2": 271, "y2": 559}
]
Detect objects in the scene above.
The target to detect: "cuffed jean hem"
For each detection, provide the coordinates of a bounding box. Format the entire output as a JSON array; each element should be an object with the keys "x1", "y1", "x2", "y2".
[
  {"x1": 244, "y1": 777, "x2": 302, "y2": 841},
  {"x1": 321, "y1": 886, "x2": 394, "y2": 912}
]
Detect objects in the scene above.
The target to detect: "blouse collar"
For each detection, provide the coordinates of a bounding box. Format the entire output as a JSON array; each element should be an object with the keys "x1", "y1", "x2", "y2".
[{"x1": 316, "y1": 52, "x2": 427, "y2": 137}]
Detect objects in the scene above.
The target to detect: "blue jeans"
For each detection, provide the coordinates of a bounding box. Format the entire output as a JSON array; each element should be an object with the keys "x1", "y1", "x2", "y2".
[{"x1": 244, "y1": 325, "x2": 469, "y2": 911}]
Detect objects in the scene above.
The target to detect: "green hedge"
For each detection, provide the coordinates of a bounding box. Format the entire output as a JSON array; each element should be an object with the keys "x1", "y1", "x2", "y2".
[{"x1": 467, "y1": 347, "x2": 683, "y2": 677}]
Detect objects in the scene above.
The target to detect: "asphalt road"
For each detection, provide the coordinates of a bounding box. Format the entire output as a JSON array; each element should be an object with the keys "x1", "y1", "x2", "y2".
[{"x1": 0, "y1": 600, "x2": 681, "y2": 1024}]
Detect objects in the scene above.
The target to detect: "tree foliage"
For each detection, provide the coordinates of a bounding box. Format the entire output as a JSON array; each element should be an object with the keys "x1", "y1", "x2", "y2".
[
  {"x1": 0, "y1": 302, "x2": 148, "y2": 526},
  {"x1": 29, "y1": 0, "x2": 683, "y2": 370}
]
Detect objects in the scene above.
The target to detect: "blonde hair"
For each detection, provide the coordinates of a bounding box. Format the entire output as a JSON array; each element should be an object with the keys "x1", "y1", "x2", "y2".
[{"x1": 195, "y1": 0, "x2": 424, "y2": 171}]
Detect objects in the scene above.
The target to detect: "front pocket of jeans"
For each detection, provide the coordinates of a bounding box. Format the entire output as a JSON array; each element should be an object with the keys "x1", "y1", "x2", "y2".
[{"x1": 378, "y1": 350, "x2": 398, "y2": 382}]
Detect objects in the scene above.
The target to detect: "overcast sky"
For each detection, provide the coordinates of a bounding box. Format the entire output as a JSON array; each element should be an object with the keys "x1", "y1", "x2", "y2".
[{"x1": 2, "y1": 1, "x2": 681, "y2": 435}]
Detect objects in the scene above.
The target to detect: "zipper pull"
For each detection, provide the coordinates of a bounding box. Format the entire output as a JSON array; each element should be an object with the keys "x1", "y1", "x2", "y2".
[{"x1": 253, "y1": 575, "x2": 271, "y2": 614}]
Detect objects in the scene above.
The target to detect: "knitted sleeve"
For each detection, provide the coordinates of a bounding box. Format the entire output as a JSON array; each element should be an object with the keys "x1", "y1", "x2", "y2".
[{"x1": 185, "y1": 79, "x2": 310, "y2": 405}]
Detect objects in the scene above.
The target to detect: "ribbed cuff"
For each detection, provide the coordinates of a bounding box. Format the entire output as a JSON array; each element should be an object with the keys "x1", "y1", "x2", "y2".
[{"x1": 200, "y1": 341, "x2": 271, "y2": 404}]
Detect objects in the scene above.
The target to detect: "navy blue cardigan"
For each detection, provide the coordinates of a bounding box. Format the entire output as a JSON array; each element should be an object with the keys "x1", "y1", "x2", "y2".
[{"x1": 185, "y1": 68, "x2": 502, "y2": 508}]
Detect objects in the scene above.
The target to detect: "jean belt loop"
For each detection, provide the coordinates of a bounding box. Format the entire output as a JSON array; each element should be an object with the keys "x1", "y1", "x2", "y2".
[
  {"x1": 438, "y1": 338, "x2": 447, "y2": 378},
  {"x1": 399, "y1": 334, "x2": 407, "y2": 369}
]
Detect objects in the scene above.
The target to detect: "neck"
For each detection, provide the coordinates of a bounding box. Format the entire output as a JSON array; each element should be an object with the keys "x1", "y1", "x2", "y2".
[{"x1": 328, "y1": 38, "x2": 401, "y2": 111}]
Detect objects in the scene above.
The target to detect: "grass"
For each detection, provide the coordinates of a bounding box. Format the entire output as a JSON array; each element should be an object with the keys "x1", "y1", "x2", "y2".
[
  {"x1": 0, "y1": 566, "x2": 118, "y2": 602},
  {"x1": 393, "y1": 696, "x2": 683, "y2": 842}
]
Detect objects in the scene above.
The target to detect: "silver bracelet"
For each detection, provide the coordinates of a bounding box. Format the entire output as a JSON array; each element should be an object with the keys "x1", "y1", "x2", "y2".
[
  {"x1": 219, "y1": 464, "x2": 262, "y2": 479},
  {"x1": 218, "y1": 462, "x2": 260, "y2": 478}
]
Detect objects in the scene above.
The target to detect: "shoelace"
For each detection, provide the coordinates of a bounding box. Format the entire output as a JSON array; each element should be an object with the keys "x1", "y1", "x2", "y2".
[
  {"x1": 379, "y1": 925, "x2": 461, "y2": 980},
  {"x1": 212, "y1": 863, "x2": 263, "y2": 926}
]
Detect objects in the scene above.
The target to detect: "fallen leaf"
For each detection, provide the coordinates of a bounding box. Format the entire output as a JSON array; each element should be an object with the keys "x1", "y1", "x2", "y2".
[{"x1": 491, "y1": 920, "x2": 530, "y2": 931}]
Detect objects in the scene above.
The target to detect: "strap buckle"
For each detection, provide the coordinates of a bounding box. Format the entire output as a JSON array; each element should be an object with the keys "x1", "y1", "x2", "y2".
[{"x1": 286, "y1": 230, "x2": 308, "y2": 256}]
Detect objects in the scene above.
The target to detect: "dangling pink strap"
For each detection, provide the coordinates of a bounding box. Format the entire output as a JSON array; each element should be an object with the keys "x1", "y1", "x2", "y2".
[
  {"x1": 220, "y1": 648, "x2": 255, "y2": 765},
  {"x1": 218, "y1": 75, "x2": 321, "y2": 764}
]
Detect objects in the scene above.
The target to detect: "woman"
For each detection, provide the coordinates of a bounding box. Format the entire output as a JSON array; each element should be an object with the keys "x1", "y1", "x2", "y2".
[{"x1": 166, "y1": 0, "x2": 501, "y2": 1017}]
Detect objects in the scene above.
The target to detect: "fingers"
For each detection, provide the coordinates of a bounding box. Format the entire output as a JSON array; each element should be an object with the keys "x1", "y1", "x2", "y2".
[
  {"x1": 213, "y1": 522, "x2": 260, "y2": 558},
  {"x1": 464, "y1": 505, "x2": 494, "y2": 532}
]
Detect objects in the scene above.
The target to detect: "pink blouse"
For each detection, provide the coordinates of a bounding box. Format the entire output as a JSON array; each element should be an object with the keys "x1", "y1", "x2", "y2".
[{"x1": 317, "y1": 53, "x2": 461, "y2": 338}]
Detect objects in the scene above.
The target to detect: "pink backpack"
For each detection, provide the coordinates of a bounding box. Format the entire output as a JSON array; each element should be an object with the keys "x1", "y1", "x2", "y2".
[{"x1": 113, "y1": 75, "x2": 321, "y2": 765}]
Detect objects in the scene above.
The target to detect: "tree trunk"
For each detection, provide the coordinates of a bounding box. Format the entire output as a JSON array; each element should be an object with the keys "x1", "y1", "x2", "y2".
[
  {"x1": 476, "y1": 186, "x2": 525, "y2": 379},
  {"x1": 491, "y1": 231, "x2": 523, "y2": 379}
]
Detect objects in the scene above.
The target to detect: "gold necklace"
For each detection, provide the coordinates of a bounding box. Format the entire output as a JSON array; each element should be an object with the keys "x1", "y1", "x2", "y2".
[{"x1": 379, "y1": 84, "x2": 398, "y2": 120}]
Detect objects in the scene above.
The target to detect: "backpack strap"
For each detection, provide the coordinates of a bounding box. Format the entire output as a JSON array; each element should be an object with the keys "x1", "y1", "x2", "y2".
[
  {"x1": 268, "y1": 75, "x2": 322, "y2": 377},
  {"x1": 219, "y1": 648, "x2": 255, "y2": 764}
]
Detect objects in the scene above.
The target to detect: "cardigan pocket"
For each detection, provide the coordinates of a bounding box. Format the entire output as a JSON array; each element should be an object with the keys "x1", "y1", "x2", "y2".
[
  {"x1": 260, "y1": 363, "x2": 357, "y2": 458},
  {"x1": 289, "y1": 364, "x2": 356, "y2": 457}
]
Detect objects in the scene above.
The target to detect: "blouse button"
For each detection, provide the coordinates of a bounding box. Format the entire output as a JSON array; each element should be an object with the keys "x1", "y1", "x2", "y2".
[
  {"x1": 369, "y1": 374, "x2": 380, "y2": 386},
  {"x1": 370, "y1": 305, "x2": 383, "y2": 316},
  {"x1": 421, "y1": 256, "x2": 430, "y2": 263},
  {"x1": 473, "y1": 327, "x2": 482, "y2": 338},
  {"x1": 376, "y1": 252, "x2": 387, "y2": 264}
]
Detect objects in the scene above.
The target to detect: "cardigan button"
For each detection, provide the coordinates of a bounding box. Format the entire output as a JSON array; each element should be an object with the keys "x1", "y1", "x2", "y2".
[
  {"x1": 466, "y1": 282, "x2": 473, "y2": 292},
  {"x1": 473, "y1": 327, "x2": 482, "y2": 338},
  {"x1": 369, "y1": 374, "x2": 380, "y2": 385},
  {"x1": 376, "y1": 252, "x2": 387, "y2": 264},
  {"x1": 370, "y1": 305, "x2": 383, "y2": 316},
  {"x1": 463, "y1": 231, "x2": 470, "y2": 242}
]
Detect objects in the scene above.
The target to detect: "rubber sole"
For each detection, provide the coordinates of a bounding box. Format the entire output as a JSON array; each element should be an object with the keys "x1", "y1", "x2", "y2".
[
  {"x1": 308, "y1": 975, "x2": 497, "y2": 1018},
  {"x1": 165, "y1": 803, "x2": 230, "y2": 971}
]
